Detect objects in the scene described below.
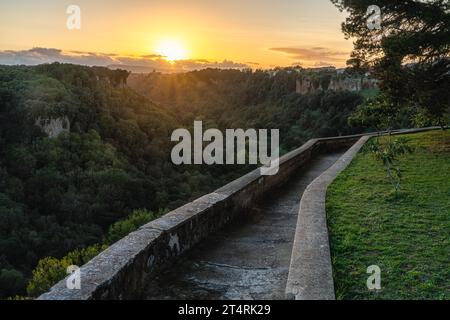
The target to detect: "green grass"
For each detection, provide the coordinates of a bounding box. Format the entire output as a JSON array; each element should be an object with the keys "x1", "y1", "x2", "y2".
[{"x1": 326, "y1": 130, "x2": 450, "y2": 300}]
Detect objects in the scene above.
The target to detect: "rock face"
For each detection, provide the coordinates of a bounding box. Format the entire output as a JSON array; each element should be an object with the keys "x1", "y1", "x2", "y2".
[
  {"x1": 296, "y1": 76, "x2": 378, "y2": 95},
  {"x1": 35, "y1": 117, "x2": 70, "y2": 138},
  {"x1": 295, "y1": 78, "x2": 322, "y2": 95}
]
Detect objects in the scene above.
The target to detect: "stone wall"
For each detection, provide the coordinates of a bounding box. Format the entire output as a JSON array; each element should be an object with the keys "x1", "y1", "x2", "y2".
[
  {"x1": 39, "y1": 127, "x2": 443, "y2": 300},
  {"x1": 286, "y1": 136, "x2": 370, "y2": 300},
  {"x1": 40, "y1": 127, "x2": 444, "y2": 300},
  {"x1": 285, "y1": 127, "x2": 441, "y2": 300},
  {"x1": 38, "y1": 134, "x2": 364, "y2": 300}
]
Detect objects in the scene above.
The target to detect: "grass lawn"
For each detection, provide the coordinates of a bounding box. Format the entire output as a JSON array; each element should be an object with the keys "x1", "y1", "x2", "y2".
[{"x1": 326, "y1": 130, "x2": 450, "y2": 300}]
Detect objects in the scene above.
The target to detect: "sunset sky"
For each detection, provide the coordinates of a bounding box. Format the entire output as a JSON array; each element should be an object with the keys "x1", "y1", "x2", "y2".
[{"x1": 0, "y1": 0, "x2": 353, "y2": 70}]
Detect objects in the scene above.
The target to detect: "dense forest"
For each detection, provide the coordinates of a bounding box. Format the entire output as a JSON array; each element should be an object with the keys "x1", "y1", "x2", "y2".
[
  {"x1": 0, "y1": 63, "x2": 366, "y2": 298},
  {"x1": 128, "y1": 68, "x2": 367, "y2": 150}
]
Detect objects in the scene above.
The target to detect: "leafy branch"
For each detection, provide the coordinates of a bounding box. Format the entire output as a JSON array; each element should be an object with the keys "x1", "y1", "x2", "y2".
[{"x1": 364, "y1": 136, "x2": 413, "y2": 192}]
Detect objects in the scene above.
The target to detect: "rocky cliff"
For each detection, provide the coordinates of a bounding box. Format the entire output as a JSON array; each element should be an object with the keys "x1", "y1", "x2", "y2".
[{"x1": 296, "y1": 75, "x2": 378, "y2": 95}]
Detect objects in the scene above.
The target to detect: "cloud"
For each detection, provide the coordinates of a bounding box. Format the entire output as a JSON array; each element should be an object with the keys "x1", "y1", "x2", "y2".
[
  {"x1": 0, "y1": 47, "x2": 250, "y2": 73},
  {"x1": 111, "y1": 58, "x2": 249, "y2": 73},
  {"x1": 269, "y1": 46, "x2": 349, "y2": 67},
  {"x1": 0, "y1": 47, "x2": 119, "y2": 66},
  {"x1": 139, "y1": 54, "x2": 164, "y2": 59}
]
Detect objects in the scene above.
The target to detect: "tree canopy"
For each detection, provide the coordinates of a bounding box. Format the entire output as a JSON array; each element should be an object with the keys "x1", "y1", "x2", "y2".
[
  {"x1": 332, "y1": 0, "x2": 450, "y2": 127},
  {"x1": 0, "y1": 63, "x2": 368, "y2": 298}
]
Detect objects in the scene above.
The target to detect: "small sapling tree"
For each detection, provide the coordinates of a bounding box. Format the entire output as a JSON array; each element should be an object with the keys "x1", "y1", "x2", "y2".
[{"x1": 364, "y1": 136, "x2": 413, "y2": 192}]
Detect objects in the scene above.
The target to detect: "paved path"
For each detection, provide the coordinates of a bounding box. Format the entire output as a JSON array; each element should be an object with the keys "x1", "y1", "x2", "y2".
[{"x1": 145, "y1": 152, "x2": 345, "y2": 300}]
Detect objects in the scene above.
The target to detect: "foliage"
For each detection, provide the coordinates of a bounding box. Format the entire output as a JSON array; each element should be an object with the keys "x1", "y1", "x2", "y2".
[
  {"x1": 26, "y1": 208, "x2": 158, "y2": 298},
  {"x1": 363, "y1": 136, "x2": 414, "y2": 191},
  {"x1": 26, "y1": 243, "x2": 107, "y2": 298},
  {"x1": 0, "y1": 269, "x2": 27, "y2": 298},
  {"x1": 0, "y1": 63, "x2": 367, "y2": 298},
  {"x1": 128, "y1": 68, "x2": 365, "y2": 150},
  {"x1": 349, "y1": 94, "x2": 412, "y2": 131},
  {"x1": 105, "y1": 208, "x2": 166, "y2": 244},
  {"x1": 327, "y1": 130, "x2": 450, "y2": 299},
  {"x1": 332, "y1": 0, "x2": 450, "y2": 128}
]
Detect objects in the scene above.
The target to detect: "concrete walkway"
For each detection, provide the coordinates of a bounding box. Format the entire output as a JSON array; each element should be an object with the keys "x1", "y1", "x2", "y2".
[{"x1": 145, "y1": 152, "x2": 345, "y2": 300}]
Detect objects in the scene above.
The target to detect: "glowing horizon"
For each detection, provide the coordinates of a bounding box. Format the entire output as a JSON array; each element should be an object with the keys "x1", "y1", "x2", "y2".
[
  {"x1": 155, "y1": 39, "x2": 188, "y2": 62},
  {"x1": 0, "y1": 0, "x2": 353, "y2": 70}
]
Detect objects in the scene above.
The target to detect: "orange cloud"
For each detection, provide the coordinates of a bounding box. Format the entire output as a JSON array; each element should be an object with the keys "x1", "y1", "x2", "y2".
[
  {"x1": 269, "y1": 46, "x2": 350, "y2": 67},
  {"x1": 0, "y1": 47, "x2": 249, "y2": 73}
]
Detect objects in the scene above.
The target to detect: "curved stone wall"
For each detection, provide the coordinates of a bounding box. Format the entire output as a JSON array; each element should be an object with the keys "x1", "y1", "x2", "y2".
[
  {"x1": 285, "y1": 127, "x2": 442, "y2": 300},
  {"x1": 39, "y1": 127, "x2": 440, "y2": 300}
]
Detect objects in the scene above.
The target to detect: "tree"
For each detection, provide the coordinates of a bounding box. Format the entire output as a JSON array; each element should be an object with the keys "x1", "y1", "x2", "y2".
[
  {"x1": 104, "y1": 209, "x2": 163, "y2": 244},
  {"x1": 0, "y1": 269, "x2": 26, "y2": 297},
  {"x1": 26, "y1": 244, "x2": 106, "y2": 297},
  {"x1": 348, "y1": 94, "x2": 411, "y2": 131},
  {"x1": 26, "y1": 208, "x2": 161, "y2": 298},
  {"x1": 363, "y1": 136, "x2": 413, "y2": 192},
  {"x1": 332, "y1": 0, "x2": 450, "y2": 127},
  {"x1": 0, "y1": 63, "x2": 368, "y2": 298}
]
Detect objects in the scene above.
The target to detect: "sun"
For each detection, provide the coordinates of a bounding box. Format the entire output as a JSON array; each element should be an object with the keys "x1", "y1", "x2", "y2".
[{"x1": 155, "y1": 39, "x2": 188, "y2": 62}]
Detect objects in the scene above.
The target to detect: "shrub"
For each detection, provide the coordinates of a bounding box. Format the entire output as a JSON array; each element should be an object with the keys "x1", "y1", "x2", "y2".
[
  {"x1": 26, "y1": 208, "x2": 164, "y2": 298},
  {"x1": 26, "y1": 244, "x2": 106, "y2": 298},
  {"x1": 104, "y1": 209, "x2": 164, "y2": 244},
  {"x1": 0, "y1": 269, "x2": 27, "y2": 298}
]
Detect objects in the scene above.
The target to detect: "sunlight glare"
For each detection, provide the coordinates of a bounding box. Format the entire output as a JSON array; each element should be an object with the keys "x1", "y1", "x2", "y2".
[{"x1": 155, "y1": 39, "x2": 188, "y2": 61}]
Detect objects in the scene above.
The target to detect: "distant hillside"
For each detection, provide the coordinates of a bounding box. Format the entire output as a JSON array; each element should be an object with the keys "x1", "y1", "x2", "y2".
[
  {"x1": 0, "y1": 63, "x2": 246, "y2": 298},
  {"x1": 0, "y1": 63, "x2": 368, "y2": 298},
  {"x1": 128, "y1": 67, "x2": 368, "y2": 150}
]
